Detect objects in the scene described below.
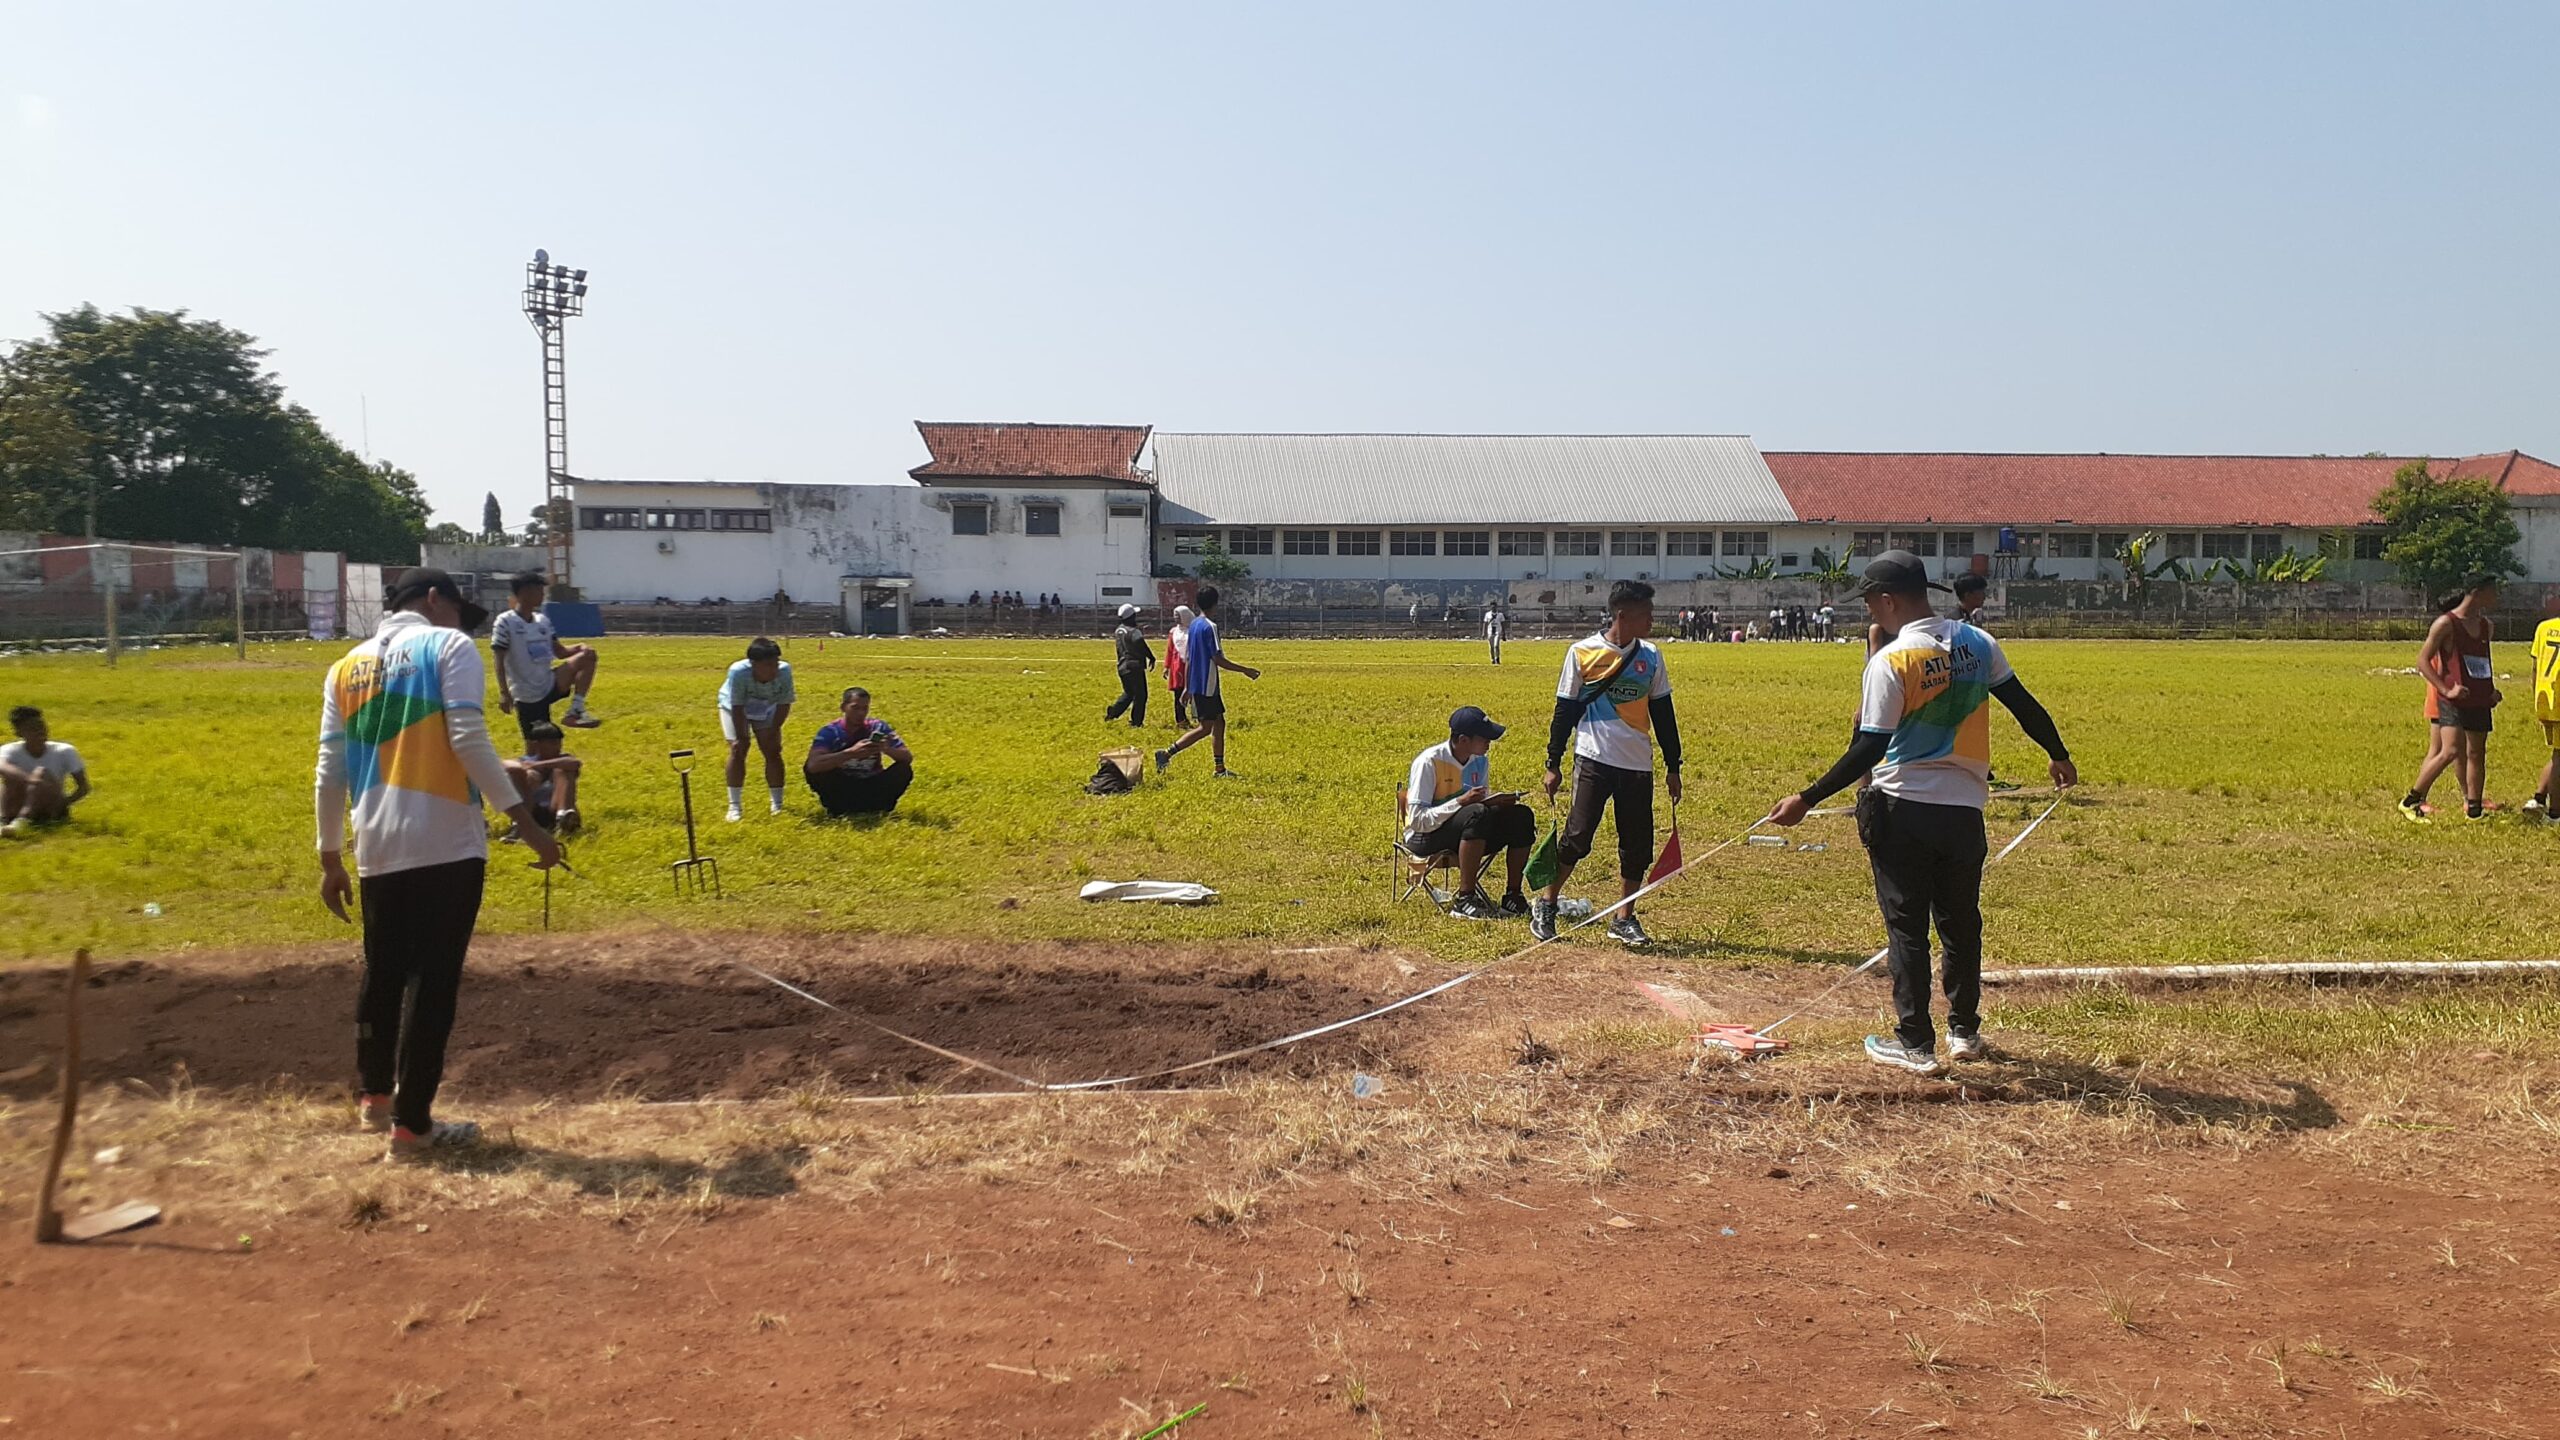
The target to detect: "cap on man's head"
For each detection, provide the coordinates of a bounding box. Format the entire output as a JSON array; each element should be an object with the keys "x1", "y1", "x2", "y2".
[
  {"x1": 387, "y1": 568, "x2": 489, "y2": 632},
  {"x1": 1448, "y1": 705, "x2": 1506, "y2": 743},
  {"x1": 1117, "y1": 602, "x2": 1140, "y2": 620},
  {"x1": 1857, "y1": 550, "x2": 1951, "y2": 599}
]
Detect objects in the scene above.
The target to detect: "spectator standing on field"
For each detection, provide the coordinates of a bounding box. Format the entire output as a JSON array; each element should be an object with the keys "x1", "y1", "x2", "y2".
[
  {"x1": 1531, "y1": 580, "x2": 1683, "y2": 949},
  {"x1": 490, "y1": 572, "x2": 601, "y2": 735},
  {"x1": 1, "y1": 705, "x2": 90, "y2": 837},
  {"x1": 2529, "y1": 602, "x2": 2560, "y2": 819},
  {"x1": 805, "y1": 686, "x2": 914, "y2": 816},
  {"x1": 1485, "y1": 603, "x2": 1506, "y2": 664},
  {"x1": 315, "y1": 568, "x2": 560, "y2": 1161},
  {"x1": 1164, "y1": 604, "x2": 1195, "y2": 728},
  {"x1": 719, "y1": 637, "x2": 797, "y2": 822},
  {"x1": 1105, "y1": 603, "x2": 1155, "y2": 726},
  {"x1": 1768, "y1": 551, "x2": 2076, "y2": 1076},
  {"x1": 1156, "y1": 585, "x2": 1261, "y2": 779}
]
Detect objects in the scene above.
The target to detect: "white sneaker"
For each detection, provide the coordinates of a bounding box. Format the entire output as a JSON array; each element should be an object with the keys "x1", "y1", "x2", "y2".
[
  {"x1": 1864, "y1": 1035, "x2": 1946, "y2": 1076},
  {"x1": 1947, "y1": 1031, "x2": 1987, "y2": 1062},
  {"x1": 769, "y1": 801, "x2": 784, "y2": 816},
  {"x1": 725, "y1": 805, "x2": 744, "y2": 823},
  {"x1": 0, "y1": 818, "x2": 22, "y2": 839}
]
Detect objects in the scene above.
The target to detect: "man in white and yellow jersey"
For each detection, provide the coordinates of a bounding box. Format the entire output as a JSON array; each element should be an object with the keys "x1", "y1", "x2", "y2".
[
  {"x1": 2528, "y1": 602, "x2": 2560, "y2": 818},
  {"x1": 316, "y1": 569, "x2": 561, "y2": 1161},
  {"x1": 1403, "y1": 706, "x2": 1535, "y2": 920},
  {"x1": 1769, "y1": 551, "x2": 2076, "y2": 1077}
]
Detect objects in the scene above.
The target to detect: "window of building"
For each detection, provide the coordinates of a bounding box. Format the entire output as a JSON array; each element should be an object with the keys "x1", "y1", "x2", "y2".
[
  {"x1": 951, "y1": 503, "x2": 990, "y2": 537},
  {"x1": 1336, "y1": 529, "x2": 1382, "y2": 556},
  {"x1": 1850, "y1": 531, "x2": 1886, "y2": 557},
  {"x1": 2250, "y1": 532, "x2": 2282, "y2": 561},
  {"x1": 2051, "y1": 532, "x2": 2095, "y2": 559},
  {"x1": 1023, "y1": 503, "x2": 1061, "y2": 537},
  {"x1": 2352, "y1": 531, "x2": 2386, "y2": 561},
  {"x1": 581, "y1": 507, "x2": 642, "y2": 531},
  {"x1": 1282, "y1": 529, "x2": 1330, "y2": 555},
  {"x1": 1665, "y1": 531, "x2": 1713, "y2": 556},
  {"x1": 1779, "y1": 552, "x2": 1800, "y2": 568},
  {"x1": 1721, "y1": 530, "x2": 1771, "y2": 558},
  {"x1": 1227, "y1": 528, "x2": 1273, "y2": 556},
  {"x1": 1108, "y1": 503, "x2": 1146, "y2": 518},
  {"x1": 1887, "y1": 530, "x2": 1939, "y2": 557},
  {"x1": 1552, "y1": 530, "x2": 1602, "y2": 557},
  {"x1": 1943, "y1": 530, "x2": 1976, "y2": 557},
  {"x1": 708, "y1": 508, "x2": 772, "y2": 533},
  {"x1": 1445, "y1": 530, "x2": 1490, "y2": 557},
  {"x1": 1390, "y1": 530, "x2": 1437, "y2": 557},
  {"x1": 2200, "y1": 532, "x2": 2248, "y2": 560},
  {"x1": 2096, "y1": 531, "x2": 2129, "y2": 557},
  {"x1": 2166, "y1": 532, "x2": 2198, "y2": 559},
  {"x1": 1171, "y1": 528, "x2": 1210, "y2": 556},
  {"x1": 1498, "y1": 530, "x2": 1546, "y2": 557},
  {"x1": 645, "y1": 508, "x2": 707, "y2": 531},
  {"x1": 1610, "y1": 530, "x2": 1658, "y2": 558},
  {"x1": 1100, "y1": 586, "x2": 1134, "y2": 597}
]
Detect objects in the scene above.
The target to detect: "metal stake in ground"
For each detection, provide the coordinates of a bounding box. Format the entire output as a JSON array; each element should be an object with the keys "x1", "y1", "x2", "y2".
[
  {"x1": 667, "y1": 749, "x2": 722, "y2": 898},
  {"x1": 32, "y1": 950, "x2": 160, "y2": 1244}
]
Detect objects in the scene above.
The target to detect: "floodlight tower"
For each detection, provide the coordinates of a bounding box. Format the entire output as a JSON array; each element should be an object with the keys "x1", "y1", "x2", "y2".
[{"x1": 521, "y1": 249, "x2": 589, "y2": 592}]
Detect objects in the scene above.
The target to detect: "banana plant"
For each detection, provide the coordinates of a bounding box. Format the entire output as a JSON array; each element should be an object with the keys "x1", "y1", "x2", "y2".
[
  {"x1": 1714, "y1": 557, "x2": 1778, "y2": 580},
  {"x1": 1801, "y1": 547, "x2": 1855, "y2": 594}
]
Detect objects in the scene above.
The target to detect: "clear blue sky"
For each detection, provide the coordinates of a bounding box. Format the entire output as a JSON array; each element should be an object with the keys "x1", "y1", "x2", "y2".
[{"x1": 5, "y1": 2, "x2": 2553, "y2": 528}]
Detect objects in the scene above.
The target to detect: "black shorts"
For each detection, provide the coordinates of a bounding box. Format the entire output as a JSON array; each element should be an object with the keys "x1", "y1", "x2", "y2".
[
  {"x1": 513, "y1": 677, "x2": 569, "y2": 734},
  {"x1": 1193, "y1": 692, "x2": 1226, "y2": 723},
  {"x1": 2432, "y1": 706, "x2": 2494, "y2": 733},
  {"x1": 1406, "y1": 801, "x2": 1538, "y2": 857}
]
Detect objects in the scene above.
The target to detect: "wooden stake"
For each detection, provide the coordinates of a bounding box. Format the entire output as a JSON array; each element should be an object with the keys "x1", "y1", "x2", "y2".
[{"x1": 32, "y1": 949, "x2": 86, "y2": 1243}]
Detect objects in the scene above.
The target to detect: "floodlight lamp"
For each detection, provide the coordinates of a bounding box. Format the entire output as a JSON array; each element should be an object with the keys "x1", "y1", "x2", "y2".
[
  {"x1": 534, "y1": 248, "x2": 549, "y2": 265},
  {"x1": 572, "y1": 269, "x2": 586, "y2": 282},
  {"x1": 572, "y1": 283, "x2": 587, "y2": 296}
]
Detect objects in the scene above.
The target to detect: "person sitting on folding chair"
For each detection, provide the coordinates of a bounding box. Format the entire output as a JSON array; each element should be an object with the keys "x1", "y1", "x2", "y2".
[{"x1": 1402, "y1": 706, "x2": 1535, "y2": 921}]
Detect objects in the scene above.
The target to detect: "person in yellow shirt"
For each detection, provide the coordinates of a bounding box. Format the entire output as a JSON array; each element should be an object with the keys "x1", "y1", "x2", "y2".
[{"x1": 2529, "y1": 605, "x2": 2560, "y2": 818}]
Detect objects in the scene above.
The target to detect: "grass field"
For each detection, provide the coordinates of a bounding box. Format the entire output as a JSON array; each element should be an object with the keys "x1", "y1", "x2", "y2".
[{"x1": 0, "y1": 632, "x2": 2549, "y2": 966}]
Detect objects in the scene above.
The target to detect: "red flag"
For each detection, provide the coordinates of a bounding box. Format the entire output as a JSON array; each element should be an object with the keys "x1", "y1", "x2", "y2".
[{"x1": 1645, "y1": 823, "x2": 1683, "y2": 887}]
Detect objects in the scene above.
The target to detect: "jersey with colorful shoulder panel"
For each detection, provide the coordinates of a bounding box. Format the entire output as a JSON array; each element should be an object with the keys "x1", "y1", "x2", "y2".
[
  {"x1": 322, "y1": 610, "x2": 491, "y2": 877},
  {"x1": 1557, "y1": 633, "x2": 1671, "y2": 772},
  {"x1": 1857, "y1": 616, "x2": 2014, "y2": 809}
]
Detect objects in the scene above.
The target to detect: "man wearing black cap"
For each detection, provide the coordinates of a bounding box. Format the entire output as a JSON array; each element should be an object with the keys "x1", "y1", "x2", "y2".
[
  {"x1": 1402, "y1": 706, "x2": 1535, "y2": 921},
  {"x1": 1768, "y1": 551, "x2": 2074, "y2": 1075},
  {"x1": 315, "y1": 569, "x2": 562, "y2": 1161}
]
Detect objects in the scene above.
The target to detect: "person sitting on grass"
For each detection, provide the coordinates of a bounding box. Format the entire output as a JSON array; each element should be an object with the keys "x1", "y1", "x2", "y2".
[
  {"x1": 490, "y1": 573, "x2": 601, "y2": 734},
  {"x1": 720, "y1": 637, "x2": 797, "y2": 822},
  {"x1": 502, "y1": 720, "x2": 583, "y2": 840},
  {"x1": 1404, "y1": 706, "x2": 1535, "y2": 921},
  {"x1": 1, "y1": 705, "x2": 90, "y2": 839},
  {"x1": 804, "y1": 686, "x2": 914, "y2": 816}
]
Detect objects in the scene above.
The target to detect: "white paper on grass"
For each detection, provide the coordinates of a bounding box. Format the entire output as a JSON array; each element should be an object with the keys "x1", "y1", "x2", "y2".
[{"x1": 1078, "y1": 880, "x2": 1219, "y2": 905}]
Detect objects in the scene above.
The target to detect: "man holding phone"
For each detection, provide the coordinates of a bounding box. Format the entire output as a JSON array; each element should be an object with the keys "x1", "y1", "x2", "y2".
[{"x1": 1402, "y1": 706, "x2": 1535, "y2": 920}]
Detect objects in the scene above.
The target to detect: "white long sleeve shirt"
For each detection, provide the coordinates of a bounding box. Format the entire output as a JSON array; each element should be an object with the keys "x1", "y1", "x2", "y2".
[{"x1": 315, "y1": 610, "x2": 521, "y2": 877}]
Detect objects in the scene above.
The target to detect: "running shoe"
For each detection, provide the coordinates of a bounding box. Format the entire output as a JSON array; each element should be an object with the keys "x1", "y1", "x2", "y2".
[
  {"x1": 1528, "y1": 897, "x2": 1559, "y2": 944},
  {"x1": 2525, "y1": 796, "x2": 2549, "y2": 819},
  {"x1": 1153, "y1": 748, "x2": 1171, "y2": 776},
  {"x1": 1213, "y1": 768, "x2": 1241, "y2": 780},
  {"x1": 358, "y1": 1093, "x2": 393, "y2": 1134},
  {"x1": 388, "y1": 1119, "x2": 481, "y2": 1162},
  {"x1": 555, "y1": 808, "x2": 582, "y2": 835},
  {"x1": 1607, "y1": 914, "x2": 1653, "y2": 948},
  {"x1": 1498, "y1": 892, "x2": 1530, "y2": 919},
  {"x1": 561, "y1": 712, "x2": 602, "y2": 729},
  {"x1": 1448, "y1": 892, "x2": 1501, "y2": 922},
  {"x1": 725, "y1": 804, "x2": 744, "y2": 823},
  {"x1": 0, "y1": 819, "x2": 22, "y2": 839},
  {"x1": 1864, "y1": 1035, "x2": 1946, "y2": 1076},
  {"x1": 2397, "y1": 798, "x2": 2432, "y2": 824},
  {"x1": 1946, "y1": 1031, "x2": 1987, "y2": 1062}
]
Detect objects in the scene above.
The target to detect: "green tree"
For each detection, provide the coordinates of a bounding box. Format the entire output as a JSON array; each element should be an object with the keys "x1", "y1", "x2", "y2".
[
  {"x1": 0, "y1": 304, "x2": 431, "y2": 559},
  {"x1": 481, "y1": 491, "x2": 505, "y2": 541},
  {"x1": 1193, "y1": 536, "x2": 1251, "y2": 581},
  {"x1": 2371, "y1": 460, "x2": 2521, "y2": 600},
  {"x1": 424, "y1": 521, "x2": 476, "y2": 545}
]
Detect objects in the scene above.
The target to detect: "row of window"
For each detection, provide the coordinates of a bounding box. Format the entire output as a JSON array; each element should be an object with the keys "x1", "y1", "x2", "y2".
[
  {"x1": 947, "y1": 500, "x2": 1143, "y2": 537},
  {"x1": 1175, "y1": 529, "x2": 1787, "y2": 559},
  {"x1": 582, "y1": 508, "x2": 773, "y2": 533}
]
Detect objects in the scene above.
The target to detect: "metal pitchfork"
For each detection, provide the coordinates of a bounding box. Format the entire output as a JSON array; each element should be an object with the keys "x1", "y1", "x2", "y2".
[{"x1": 668, "y1": 749, "x2": 722, "y2": 898}]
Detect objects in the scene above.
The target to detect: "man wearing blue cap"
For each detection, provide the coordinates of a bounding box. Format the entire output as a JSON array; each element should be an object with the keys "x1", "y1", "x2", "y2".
[{"x1": 1402, "y1": 706, "x2": 1535, "y2": 921}]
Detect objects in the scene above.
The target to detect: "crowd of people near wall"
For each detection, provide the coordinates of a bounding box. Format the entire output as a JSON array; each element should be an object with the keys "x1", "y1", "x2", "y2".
[{"x1": 1673, "y1": 604, "x2": 1840, "y2": 643}]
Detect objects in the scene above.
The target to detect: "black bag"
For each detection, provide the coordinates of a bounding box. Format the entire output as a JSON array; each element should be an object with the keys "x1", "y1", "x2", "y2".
[
  {"x1": 1854, "y1": 786, "x2": 1889, "y2": 850},
  {"x1": 1085, "y1": 760, "x2": 1133, "y2": 795}
]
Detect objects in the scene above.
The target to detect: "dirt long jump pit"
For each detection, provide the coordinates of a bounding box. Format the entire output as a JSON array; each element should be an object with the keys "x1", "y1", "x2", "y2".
[{"x1": 5, "y1": 937, "x2": 2560, "y2": 1438}]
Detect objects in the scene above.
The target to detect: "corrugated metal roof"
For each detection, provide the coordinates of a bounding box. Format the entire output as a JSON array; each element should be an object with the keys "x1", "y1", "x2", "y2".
[{"x1": 1150, "y1": 434, "x2": 1795, "y2": 527}]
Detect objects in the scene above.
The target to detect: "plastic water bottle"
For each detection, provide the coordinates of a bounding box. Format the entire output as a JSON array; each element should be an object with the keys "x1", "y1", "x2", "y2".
[
  {"x1": 1796, "y1": 842, "x2": 1828, "y2": 853},
  {"x1": 1745, "y1": 834, "x2": 1786, "y2": 848},
  {"x1": 143, "y1": 902, "x2": 162, "y2": 917}
]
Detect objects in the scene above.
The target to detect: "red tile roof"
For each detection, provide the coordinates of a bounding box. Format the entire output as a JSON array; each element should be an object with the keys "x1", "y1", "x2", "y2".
[
  {"x1": 1762, "y1": 452, "x2": 2560, "y2": 528},
  {"x1": 909, "y1": 422, "x2": 1152, "y2": 484}
]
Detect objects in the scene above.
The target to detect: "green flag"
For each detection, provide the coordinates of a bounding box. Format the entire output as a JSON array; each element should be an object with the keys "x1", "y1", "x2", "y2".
[{"x1": 1524, "y1": 817, "x2": 1561, "y2": 891}]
